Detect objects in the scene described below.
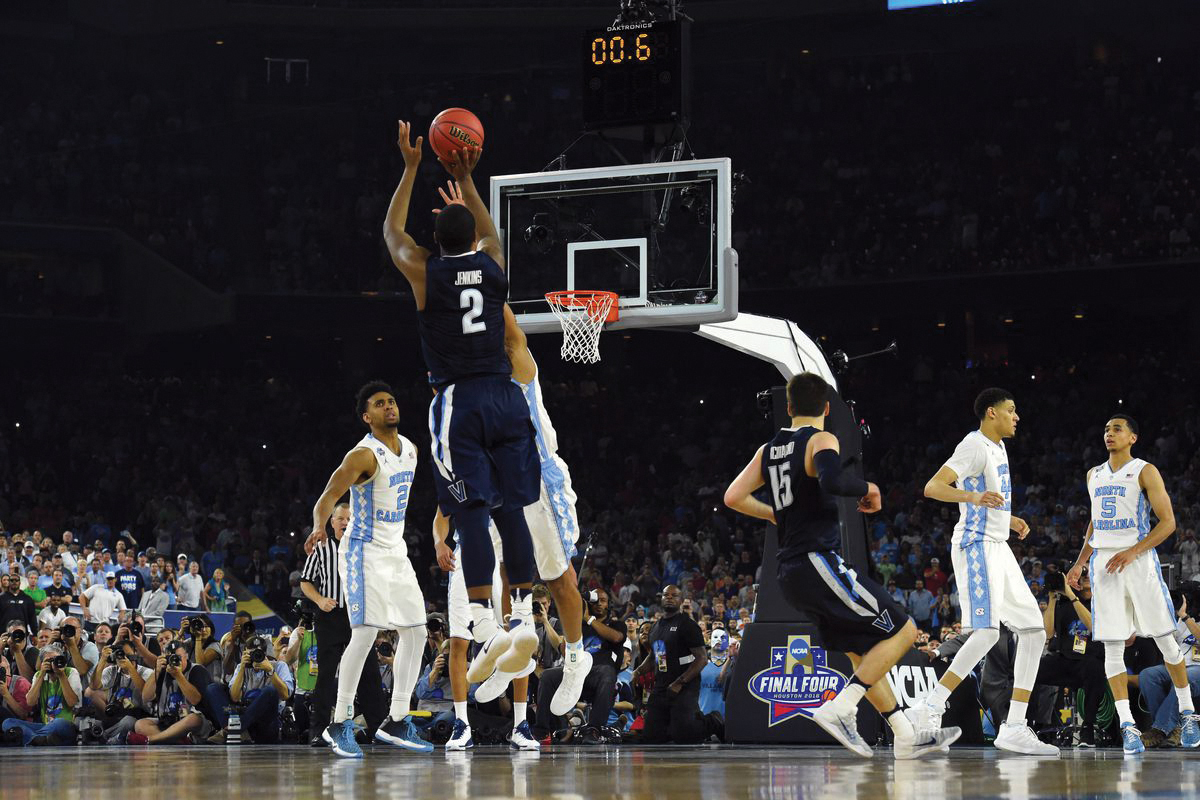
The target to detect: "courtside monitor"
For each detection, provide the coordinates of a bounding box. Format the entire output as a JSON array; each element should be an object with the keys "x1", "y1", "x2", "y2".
[{"x1": 491, "y1": 157, "x2": 738, "y2": 334}]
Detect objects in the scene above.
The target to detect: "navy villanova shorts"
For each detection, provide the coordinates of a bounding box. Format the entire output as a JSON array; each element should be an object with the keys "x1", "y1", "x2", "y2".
[
  {"x1": 428, "y1": 375, "x2": 541, "y2": 515},
  {"x1": 778, "y1": 550, "x2": 910, "y2": 654}
]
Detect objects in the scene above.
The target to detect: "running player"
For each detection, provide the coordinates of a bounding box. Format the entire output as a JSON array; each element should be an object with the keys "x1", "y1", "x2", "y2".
[
  {"x1": 1065, "y1": 414, "x2": 1199, "y2": 754},
  {"x1": 383, "y1": 122, "x2": 541, "y2": 685},
  {"x1": 907, "y1": 388, "x2": 1059, "y2": 756},
  {"x1": 311, "y1": 382, "x2": 432, "y2": 758},
  {"x1": 724, "y1": 372, "x2": 960, "y2": 759}
]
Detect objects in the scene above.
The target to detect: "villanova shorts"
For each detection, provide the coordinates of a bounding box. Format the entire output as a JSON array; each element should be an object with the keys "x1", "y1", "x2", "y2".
[
  {"x1": 778, "y1": 550, "x2": 910, "y2": 654},
  {"x1": 428, "y1": 375, "x2": 541, "y2": 515}
]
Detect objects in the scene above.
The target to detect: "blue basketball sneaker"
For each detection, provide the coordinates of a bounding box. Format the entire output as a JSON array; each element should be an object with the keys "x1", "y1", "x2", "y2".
[
  {"x1": 510, "y1": 721, "x2": 540, "y2": 751},
  {"x1": 375, "y1": 716, "x2": 434, "y2": 753},
  {"x1": 1120, "y1": 722, "x2": 1145, "y2": 755},
  {"x1": 323, "y1": 721, "x2": 363, "y2": 759},
  {"x1": 1181, "y1": 714, "x2": 1200, "y2": 748},
  {"x1": 446, "y1": 718, "x2": 474, "y2": 751}
]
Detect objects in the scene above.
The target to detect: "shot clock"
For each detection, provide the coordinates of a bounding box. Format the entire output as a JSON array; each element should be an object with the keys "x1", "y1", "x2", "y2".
[{"x1": 581, "y1": 19, "x2": 690, "y2": 130}]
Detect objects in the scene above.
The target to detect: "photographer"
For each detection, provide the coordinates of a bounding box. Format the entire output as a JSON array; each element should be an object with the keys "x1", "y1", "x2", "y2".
[
  {"x1": 86, "y1": 640, "x2": 151, "y2": 733},
  {"x1": 2, "y1": 620, "x2": 39, "y2": 681},
  {"x1": 206, "y1": 635, "x2": 294, "y2": 744},
  {"x1": 532, "y1": 585, "x2": 563, "y2": 674},
  {"x1": 1036, "y1": 570, "x2": 1105, "y2": 745},
  {"x1": 128, "y1": 641, "x2": 211, "y2": 745},
  {"x1": 181, "y1": 615, "x2": 223, "y2": 683},
  {"x1": 113, "y1": 617, "x2": 157, "y2": 671},
  {"x1": 220, "y1": 610, "x2": 258, "y2": 679},
  {"x1": 534, "y1": 587, "x2": 625, "y2": 739},
  {"x1": 58, "y1": 617, "x2": 100, "y2": 683},
  {"x1": 1137, "y1": 587, "x2": 1200, "y2": 748},
  {"x1": 1, "y1": 644, "x2": 81, "y2": 745},
  {"x1": 0, "y1": 650, "x2": 33, "y2": 723}
]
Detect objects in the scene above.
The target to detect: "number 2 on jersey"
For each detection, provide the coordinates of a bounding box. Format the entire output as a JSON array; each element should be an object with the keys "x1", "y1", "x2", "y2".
[
  {"x1": 460, "y1": 288, "x2": 486, "y2": 334},
  {"x1": 769, "y1": 463, "x2": 793, "y2": 509}
]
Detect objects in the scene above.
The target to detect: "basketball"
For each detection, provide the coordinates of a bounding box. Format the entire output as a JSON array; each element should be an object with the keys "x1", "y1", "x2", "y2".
[
  {"x1": 821, "y1": 689, "x2": 838, "y2": 704},
  {"x1": 429, "y1": 107, "x2": 485, "y2": 162}
]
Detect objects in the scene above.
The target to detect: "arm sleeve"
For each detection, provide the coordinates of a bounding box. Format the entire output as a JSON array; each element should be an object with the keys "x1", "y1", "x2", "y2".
[
  {"x1": 943, "y1": 437, "x2": 984, "y2": 484},
  {"x1": 813, "y1": 449, "x2": 870, "y2": 498}
]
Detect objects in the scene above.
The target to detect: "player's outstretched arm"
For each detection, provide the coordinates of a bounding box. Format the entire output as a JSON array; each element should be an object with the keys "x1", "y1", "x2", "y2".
[
  {"x1": 503, "y1": 305, "x2": 536, "y2": 384},
  {"x1": 383, "y1": 120, "x2": 431, "y2": 302},
  {"x1": 439, "y1": 146, "x2": 504, "y2": 269},
  {"x1": 723, "y1": 446, "x2": 775, "y2": 523},
  {"x1": 432, "y1": 509, "x2": 456, "y2": 573},
  {"x1": 310, "y1": 448, "x2": 376, "y2": 546},
  {"x1": 809, "y1": 432, "x2": 880, "y2": 511},
  {"x1": 924, "y1": 465, "x2": 1005, "y2": 508}
]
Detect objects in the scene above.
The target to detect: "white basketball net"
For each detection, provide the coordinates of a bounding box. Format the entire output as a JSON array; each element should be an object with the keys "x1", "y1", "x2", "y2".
[{"x1": 546, "y1": 291, "x2": 616, "y2": 364}]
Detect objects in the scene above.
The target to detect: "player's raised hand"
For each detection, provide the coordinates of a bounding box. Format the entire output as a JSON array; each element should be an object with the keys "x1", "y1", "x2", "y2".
[
  {"x1": 971, "y1": 490, "x2": 1006, "y2": 509},
  {"x1": 439, "y1": 145, "x2": 481, "y2": 180},
  {"x1": 432, "y1": 180, "x2": 465, "y2": 214},
  {"x1": 397, "y1": 120, "x2": 423, "y2": 170},
  {"x1": 858, "y1": 482, "x2": 882, "y2": 514}
]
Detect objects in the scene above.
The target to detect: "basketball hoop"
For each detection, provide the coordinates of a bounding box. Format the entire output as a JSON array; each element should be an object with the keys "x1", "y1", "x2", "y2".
[{"x1": 545, "y1": 290, "x2": 619, "y2": 364}]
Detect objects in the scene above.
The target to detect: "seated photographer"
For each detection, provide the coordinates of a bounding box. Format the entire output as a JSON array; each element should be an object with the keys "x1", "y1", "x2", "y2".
[
  {"x1": 1137, "y1": 589, "x2": 1200, "y2": 748},
  {"x1": 127, "y1": 641, "x2": 212, "y2": 745},
  {"x1": 112, "y1": 618, "x2": 159, "y2": 675},
  {"x1": 414, "y1": 637, "x2": 454, "y2": 730},
  {"x1": 86, "y1": 639, "x2": 152, "y2": 739},
  {"x1": 219, "y1": 611, "x2": 259, "y2": 679},
  {"x1": 181, "y1": 615, "x2": 224, "y2": 683},
  {"x1": 58, "y1": 616, "x2": 100, "y2": 684},
  {"x1": 0, "y1": 653, "x2": 33, "y2": 723},
  {"x1": 2, "y1": 621, "x2": 39, "y2": 681},
  {"x1": 534, "y1": 588, "x2": 625, "y2": 739},
  {"x1": 1035, "y1": 571, "x2": 1105, "y2": 746},
  {"x1": 1, "y1": 644, "x2": 81, "y2": 746},
  {"x1": 206, "y1": 635, "x2": 294, "y2": 744}
]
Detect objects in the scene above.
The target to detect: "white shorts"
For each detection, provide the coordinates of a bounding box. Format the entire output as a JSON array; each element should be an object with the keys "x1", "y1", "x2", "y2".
[
  {"x1": 340, "y1": 537, "x2": 426, "y2": 629},
  {"x1": 526, "y1": 455, "x2": 580, "y2": 581},
  {"x1": 1089, "y1": 547, "x2": 1176, "y2": 641},
  {"x1": 448, "y1": 526, "x2": 504, "y2": 641},
  {"x1": 952, "y1": 538, "x2": 1043, "y2": 633}
]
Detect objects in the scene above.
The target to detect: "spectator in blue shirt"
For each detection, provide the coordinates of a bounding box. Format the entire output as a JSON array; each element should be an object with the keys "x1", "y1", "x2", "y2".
[{"x1": 906, "y1": 578, "x2": 936, "y2": 633}]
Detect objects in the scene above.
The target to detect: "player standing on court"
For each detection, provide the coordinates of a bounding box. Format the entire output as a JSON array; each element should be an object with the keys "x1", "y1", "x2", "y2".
[
  {"x1": 1065, "y1": 414, "x2": 1200, "y2": 754},
  {"x1": 311, "y1": 382, "x2": 432, "y2": 758},
  {"x1": 908, "y1": 388, "x2": 1059, "y2": 756},
  {"x1": 382, "y1": 122, "x2": 545, "y2": 697},
  {"x1": 724, "y1": 373, "x2": 960, "y2": 759}
]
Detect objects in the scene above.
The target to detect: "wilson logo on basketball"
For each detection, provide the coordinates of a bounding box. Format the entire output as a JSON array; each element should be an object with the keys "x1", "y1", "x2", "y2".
[
  {"x1": 448, "y1": 126, "x2": 479, "y2": 146},
  {"x1": 747, "y1": 635, "x2": 848, "y2": 726}
]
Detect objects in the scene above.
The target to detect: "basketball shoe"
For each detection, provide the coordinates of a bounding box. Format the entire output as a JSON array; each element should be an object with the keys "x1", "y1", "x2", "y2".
[
  {"x1": 497, "y1": 620, "x2": 539, "y2": 674},
  {"x1": 811, "y1": 702, "x2": 873, "y2": 757},
  {"x1": 323, "y1": 720, "x2": 363, "y2": 759},
  {"x1": 550, "y1": 649, "x2": 593, "y2": 716},
  {"x1": 995, "y1": 722, "x2": 1060, "y2": 756},
  {"x1": 1181, "y1": 714, "x2": 1200, "y2": 748},
  {"x1": 1117, "y1": 722, "x2": 1145, "y2": 755},
  {"x1": 446, "y1": 719, "x2": 474, "y2": 751},
  {"x1": 510, "y1": 721, "x2": 541, "y2": 751},
  {"x1": 375, "y1": 716, "x2": 434, "y2": 753},
  {"x1": 466, "y1": 629, "x2": 512, "y2": 682},
  {"x1": 475, "y1": 657, "x2": 536, "y2": 704},
  {"x1": 894, "y1": 725, "x2": 962, "y2": 760}
]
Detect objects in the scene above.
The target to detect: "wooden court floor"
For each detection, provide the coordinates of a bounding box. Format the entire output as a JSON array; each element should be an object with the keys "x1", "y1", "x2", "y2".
[{"x1": 4, "y1": 744, "x2": 1200, "y2": 799}]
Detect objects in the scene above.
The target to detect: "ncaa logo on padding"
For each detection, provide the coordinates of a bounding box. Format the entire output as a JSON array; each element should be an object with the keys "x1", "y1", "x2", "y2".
[{"x1": 747, "y1": 635, "x2": 848, "y2": 726}]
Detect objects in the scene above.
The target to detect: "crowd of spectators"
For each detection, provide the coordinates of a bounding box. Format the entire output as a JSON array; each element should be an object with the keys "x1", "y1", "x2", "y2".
[{"x1": 3, "y1": 31, "x2": 1200, "y2": 293}]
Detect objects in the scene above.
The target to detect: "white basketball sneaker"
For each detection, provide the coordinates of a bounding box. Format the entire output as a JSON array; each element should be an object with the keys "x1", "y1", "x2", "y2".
[
  {"x1": 466, "y1": 629, "x2": 512, "y2": 683},
  {"x1": 812, "y1": 702, "x2": 874, "y2": 758},
  {"x1": 995, "y1": 722, "x2": 1060, "y2": 756},
  {"x1": 496, "y1": 622, "x2": 539, "y2": 673},
  {"x1": 906, "y1": 697, "x2": 949, "y2": 752},
  {"x1": 550, "y1": 648, "x2": 593, "y2": 716},
  {"x1": 475, "y1": 657, "x2": 536, "y2": 704},
  {"x1": 894, "y1": 726, "x2": 962, "y2": 759}
]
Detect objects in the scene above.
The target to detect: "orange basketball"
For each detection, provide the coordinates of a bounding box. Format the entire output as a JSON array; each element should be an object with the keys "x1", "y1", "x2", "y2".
[
  {"x1": 821, "y1": 689, "x2": 838, "y2": 703},
  {"x1": 429, "y1": 108, "x2": 485, "y2": 162}
]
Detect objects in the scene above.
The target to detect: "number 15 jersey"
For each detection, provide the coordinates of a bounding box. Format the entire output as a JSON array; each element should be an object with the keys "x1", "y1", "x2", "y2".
[
  {"x1": 761, "y1": 426, "x2": 841, "y2": 560},
  {"x1": 419, "y1": 250, "x2": 511, "y2": 387}
]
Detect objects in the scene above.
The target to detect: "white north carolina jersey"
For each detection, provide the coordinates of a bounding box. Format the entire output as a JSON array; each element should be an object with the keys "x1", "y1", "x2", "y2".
[
  {"x1": 1087, "y1": 458, "x2": 1151, "y2": 550},
  {"x1": 513, "y1": 359, "x2": 561, "y2": 465},
  {"x1": 347, "y1": 432, "x2": 418, "y2": 551},
  {"x1": 944, "y1": 430, "x2": 1013, "y2": 547}
]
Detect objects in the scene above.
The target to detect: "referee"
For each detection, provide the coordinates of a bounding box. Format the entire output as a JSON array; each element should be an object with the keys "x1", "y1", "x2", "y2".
[{"x1": 300, "y1": 501, "x2": 387, "y2": 745}]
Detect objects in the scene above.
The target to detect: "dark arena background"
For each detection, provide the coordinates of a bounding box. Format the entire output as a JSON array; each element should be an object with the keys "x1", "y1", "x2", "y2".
[{"x1": 3, "y1": 0, "x2": 1200, "y2": 798}]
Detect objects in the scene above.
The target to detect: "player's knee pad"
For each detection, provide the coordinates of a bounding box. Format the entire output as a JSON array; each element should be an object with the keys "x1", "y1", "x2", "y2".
[
  {"x1": 1154, "y1": 632, "x2": 1183, "y2": 665},
  {"x1": 491, "y1": 507, "x2": 534, "y2": 586},
  {"x1": 1104, "y1": 641, "x2": 1128, "y2": 680},
  {"x1": 455, "y1": 504, "x2": 496, "y2": 588},
  {"x1": 949, "y1": 626, "x2": 1000, "y2": 674}
]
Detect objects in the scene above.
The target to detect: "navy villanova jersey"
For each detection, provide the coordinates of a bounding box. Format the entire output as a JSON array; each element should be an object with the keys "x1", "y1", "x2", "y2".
[
  {"x1": 419, "y1": 251, "x2": 511, "y2": 386},
  {"x1": 761, "y1": 426, "x2": 841, "y2": 559}
]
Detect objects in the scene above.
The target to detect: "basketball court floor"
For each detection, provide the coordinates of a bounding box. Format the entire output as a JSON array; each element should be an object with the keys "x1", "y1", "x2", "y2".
[{"x1": 6, "y1": 745, "x2": 1198, "y2": 799}]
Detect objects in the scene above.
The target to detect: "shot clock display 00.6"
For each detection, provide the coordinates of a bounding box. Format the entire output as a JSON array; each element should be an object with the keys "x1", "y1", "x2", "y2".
[{"x1": 581, "y1": 19, "x2": 690, "y2": 129}]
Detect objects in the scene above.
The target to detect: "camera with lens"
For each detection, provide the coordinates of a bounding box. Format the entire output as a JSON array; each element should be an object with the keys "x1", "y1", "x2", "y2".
[
  {"x1": 9, "y1": 628, "x2": 26, "y2": 645},
  {"x1": 1044, "y1": 572, "x2": 1065, "y2": 593},
  {"x1": 240, "y1": 620, "x2": 257, "y2": 639},
  {"x1": 167, "y1": 653, "x2": 183, "y2": 669},
  {"x1": 51, "y1": 655, "x2": 68, "y2": 670},
  {"x1": 129, "y1": 620, "x2": 144, "y2": 638},
  {"x1": 248, "y1": 636, "x2": 268, "y2": 664},
  {"x1": 298, "y1": 612, "x2": 314, "y2": 630},
  {"x1": 376, "y1": 641, "x2": 394, "y2": 658},
  {"x1": 60, "y1": 625, "x2": 75, "y2": 640},
  {"x1": 189, "y1": 618, "x2": 206, "y2": 635},
  {"x1": 108, "y1": 648, "x2": 128, "y2": 665}
]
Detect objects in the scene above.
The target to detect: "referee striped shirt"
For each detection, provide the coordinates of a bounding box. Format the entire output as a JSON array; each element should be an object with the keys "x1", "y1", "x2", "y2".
[{"x1": 300, "y1": 537, "x2": 343, "y2": 608}]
